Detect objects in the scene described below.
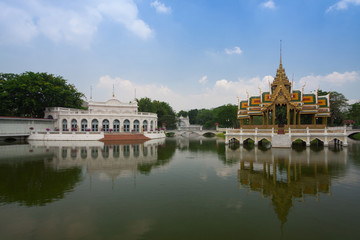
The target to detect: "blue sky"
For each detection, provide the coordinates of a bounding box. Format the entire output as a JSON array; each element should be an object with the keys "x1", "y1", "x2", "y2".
[{"x1": 1, "y1": 0, "x2": 359, "y2": 111}]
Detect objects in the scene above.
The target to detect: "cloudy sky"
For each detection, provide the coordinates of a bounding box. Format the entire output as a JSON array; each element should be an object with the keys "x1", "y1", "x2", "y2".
[{"x1": 1, "y1": 0, "x2": 359, "y2": 111}]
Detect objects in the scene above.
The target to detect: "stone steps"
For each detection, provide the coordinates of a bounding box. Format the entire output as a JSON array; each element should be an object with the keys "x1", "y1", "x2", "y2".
[{"x1": 101, "y1": 133, "x2": 150, "y2": 141}]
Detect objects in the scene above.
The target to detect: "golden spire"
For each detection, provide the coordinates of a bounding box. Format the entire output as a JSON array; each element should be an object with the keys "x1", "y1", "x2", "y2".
[{"x1": 280, "y1": 40, "x2": 282, "y2": 66}]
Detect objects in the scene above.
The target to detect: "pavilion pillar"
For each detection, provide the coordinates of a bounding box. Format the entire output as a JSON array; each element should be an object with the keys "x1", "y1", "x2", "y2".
[
  {"x1": 323, "y1": 117, "x2": 327, "y2": 126},
  {"x1": 262, "y1": 113, "x2": 265, "y2": 125},
  {"x1": 272, "y1": 106, "x2": 276, "y2": 126},
  {"x1": 250, "y1": 116, "x2": 253, "y2": 125},
  {"x1": 293, "y1": 110, "x2": 297, "y2": 126},
  {"x1": 312, "y1": 115, "x2": 316, "y2": 125},
  {"x1": 286, "y1": 104, "x2": 290, "y2": 126},
  {"x1": 298, "y1": 113, "x2": 301, "y2": 126},
  {"x1": 266, "y1": 111, "x2": 269, "y2": 126}
]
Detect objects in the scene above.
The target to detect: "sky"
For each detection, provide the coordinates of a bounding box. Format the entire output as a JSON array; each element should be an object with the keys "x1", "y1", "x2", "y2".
[{"x1": 1, "y1": 0, "x2": 360, "y2": 111}]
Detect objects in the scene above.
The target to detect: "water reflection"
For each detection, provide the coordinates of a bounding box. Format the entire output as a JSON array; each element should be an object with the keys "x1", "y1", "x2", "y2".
[
  {"x1": 0, "y1": 144, "x2": 81, "y2": 207},
  {"x1": 29, "y1": 139, "x2": 170, "y2": 179},
  {"x1": 0, "y1": 139, "x2": 173, "y2": 206},
  {"x1": 226, "y1": 145, "x2": 347, "y2": 225}
]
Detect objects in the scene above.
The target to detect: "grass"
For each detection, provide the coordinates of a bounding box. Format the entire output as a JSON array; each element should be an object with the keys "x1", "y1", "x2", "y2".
[
  {"x1": 166, "y1": 132, "x2": 175, "y2": 137},
  {"x1": 216, "y1": 132, "x2": 225, "y2": 138},
  {"x1": 352, "y1": 133, "x2": 360, "y2": 140}
]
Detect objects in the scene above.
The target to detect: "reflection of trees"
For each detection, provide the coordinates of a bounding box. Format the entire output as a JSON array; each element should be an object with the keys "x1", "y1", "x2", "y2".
[
  {"x1": 137, "y1": 140, "x2": 176, "y2": 175},
  {"x1": 0, "y1": 161, "x2": 82, "y2": 206}
]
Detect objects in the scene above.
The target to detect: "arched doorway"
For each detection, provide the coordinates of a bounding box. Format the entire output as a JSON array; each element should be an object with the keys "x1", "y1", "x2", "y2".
[
  {"x1": 102, "y1": 119, "x2": 109, "y2": 132},
  {"x1": 124, "y1": 119, "x2": 130, "y2": 132},
  {"x1": 113, "y1": 119, "x2": 120, "y2": 132},
  {"x1": 275, "y1": 104, "x2": 287, "y2": 125},
  {"x1": 62, "y1": 119, "x2": 67, "y2": 131},
  {"x1": 143, "y1": 120, "x2": 148, "y2": 131},
  {"x1": 71, "y1": 119, "x2": 77, "y2": 131},
  {"x1": 92, "y1": 119, "x2": 98, "y2": 131},
  {"x1": 81, "y1": 119, "x2": 88, "y2": 131},
  {"x1": 133, "y1": 120, "x2": 140, "y2": 132}
]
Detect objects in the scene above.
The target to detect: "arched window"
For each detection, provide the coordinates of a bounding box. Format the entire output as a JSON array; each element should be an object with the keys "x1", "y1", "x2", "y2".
[
  {"x1": 92, "y1": 119, "x2": 98, "y2": 131},
  {"x1": 124, "y1": 119, "x2": 130, "y2": 132},
  {"x1": 91, "y1": 147, "x2": 98, "y2": 159},
  {"x1": 71, "y1": 119, "x2": 77, "y2": 131},
  {"x1": 102, "y1": 119, "x2": 109, "y2": 132},
  {"x1": 81, "y1": 119, "x2": 88, "y2": 131},
  {"x1": 81, "y1": 148, "x2": 87, "y2": 159},
  {"x1": 133, "y1": 120, "x2": 140, "y2": 132},
  {"x1": 123, "y1": 145, "x2": 130, "y2": 157},
  {"x1": 113, "y1": 119, "x2": 120, "y2": 132},
  {"x1": 102, "y1": 145, "x2": 109, "y2": 158},
  {"x1": 47, "y1": 115, "x2": 53, "y2": 119},
  {"x1": 150, "y1": 120, "x2": 153, "y2": 131},
  {"x1": 143, "y1": 120, "x2": 148, "y2": 132},
  {"x1": 113, "y1": 145, "x2": 120, "y2": 158},
  {"x1": 62, "y1": 119, "x2": 67, "y2": 131},
  {"x1": 133, "y1": 144, "x2": 140, "y2": 157}
]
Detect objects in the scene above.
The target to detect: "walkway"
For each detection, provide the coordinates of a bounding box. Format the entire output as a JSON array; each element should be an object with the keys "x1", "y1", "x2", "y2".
[{"x1": 225, "y1": 126, "x2": 360, "y2": 148}]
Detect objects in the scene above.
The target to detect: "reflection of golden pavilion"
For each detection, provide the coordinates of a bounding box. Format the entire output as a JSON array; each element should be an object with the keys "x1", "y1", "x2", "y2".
[{"x1": 226, "y1": 146, "x2": 347, "y2": 224}]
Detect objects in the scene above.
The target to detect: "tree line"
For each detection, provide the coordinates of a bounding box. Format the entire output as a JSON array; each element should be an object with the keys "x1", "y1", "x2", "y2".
[{"x1": 1, "y1": 72, "x2": 359, "y2": 128}]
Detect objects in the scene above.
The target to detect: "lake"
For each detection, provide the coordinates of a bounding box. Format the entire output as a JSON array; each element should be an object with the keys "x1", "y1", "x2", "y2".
[{"x1": 1, "y1": 137, "x2": 360, "y2": 239}]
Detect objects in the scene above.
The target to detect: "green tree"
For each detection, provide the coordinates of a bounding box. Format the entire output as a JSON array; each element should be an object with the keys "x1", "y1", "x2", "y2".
[
  {"x1": 214, "y1": 104, "x2": 238, "y2": 128},
  {"x1": 196, "y1": 109, "x2": 214, "y2": 129},
  {"x1": 177, "y1": 110, "x2": 188, "y2": 117},
  {"x1": 136, "y1": 98, "x2": 177, "y2": 129},
  {"x1": 318, "y1": 90, "x2": 348, "y2": 126},
  {"x1": 348, "y1": 102, "x2": 360, "y2": 126},
  {"x1": 137, "y1": 97, "x2": 155, "y2": 113},
  {"x1": 188, "y1": 109, "x2": 198, "y2": 124},
  {"x1": 0, "y1": 72, "x2": 85, "y2": 118}
]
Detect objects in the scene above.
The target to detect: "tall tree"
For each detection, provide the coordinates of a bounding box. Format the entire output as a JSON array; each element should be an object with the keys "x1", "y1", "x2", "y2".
[
  {"x1": 0, "y1": 72, "x2": 85, "y2": 118},
  {"x1": 137, "y1": 97, "x2": 155, "y2": 113},
  {"x1": 318, "y1": 90, "x2": 348, "y2": 126},
  {"x1": 214, "y1": 104, "x2": 238, "y2": 128},
  {"x1": 188, "y1": 109, "x2": 198, "y2": 124},
  {"x1": 348, "y1": 102, "x2": 360, "y2": 125},
  {"x1": 136, "y1": 98, "x2": 177, "y2": 129}
]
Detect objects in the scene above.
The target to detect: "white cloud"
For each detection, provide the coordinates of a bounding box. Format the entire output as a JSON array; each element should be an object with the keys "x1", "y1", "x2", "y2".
[
  {"x1": 0, "y1": 0, "x2": 152, "y2": 47},
  {"x1": 199, "y1": 75, "x2": 208, "y2": 85},
  {"x1": 348, "y1": 99, "x2": 359, "y2": 104},
  {"x1": 327, "y1": 0, "x2": 360, "y2": 12},
  {"x1": 298, "y1": 71, "x2": 359, "y2": 92},
  {"x1": 151, "y1": 0, "x2": 172, "y2": 14},
  {"x1": 98, "y1": 0, "x2": 153, "y2": 39},
  {"x1": 224, "y1": 46, "x2": 243, "y2": 55},
  {"x1": 261, "y1": 0, "x2": 276, "y2": 9},
  {"x1": 93, "y1": 74, "x2": 273, "y2": 111},
  {"x1": 0, "y1": 2, "x2": 38, "y2": 44},
  {"x1": 91, "y1": 71, "x2": 360, "y2": 112}
]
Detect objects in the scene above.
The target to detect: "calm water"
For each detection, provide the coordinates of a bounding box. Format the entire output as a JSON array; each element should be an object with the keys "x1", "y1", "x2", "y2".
[{"x1": 1, "y1": 137, "x2": 360, "y2": 240}]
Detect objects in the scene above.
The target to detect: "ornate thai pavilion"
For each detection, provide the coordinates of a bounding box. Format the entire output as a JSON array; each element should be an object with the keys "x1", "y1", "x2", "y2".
[{"x1": 237, "y1": 56, "x2": 331, "y2": 127}]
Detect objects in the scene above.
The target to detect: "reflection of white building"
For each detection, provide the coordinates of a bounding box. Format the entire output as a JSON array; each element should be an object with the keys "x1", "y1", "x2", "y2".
[{"x1": 45, "y1": 96, "x2": 158, "y2": 133}]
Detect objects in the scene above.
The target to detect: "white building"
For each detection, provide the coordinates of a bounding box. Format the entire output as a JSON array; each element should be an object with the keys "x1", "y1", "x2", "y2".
[{"x1": 44, "y1": 97, "x2": 158, "y2": 133}]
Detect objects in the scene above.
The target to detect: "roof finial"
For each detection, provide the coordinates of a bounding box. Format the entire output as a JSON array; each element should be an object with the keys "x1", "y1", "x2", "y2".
[
  {"x1": 280, "y1": 40, "x2": 282, "y2": 65},
  {"x1": 112, "y1": 84, "x2": 115, "y2": 98},
  {"x1": 90, "y1": 86, "x2": 93, "y2": 101}
]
